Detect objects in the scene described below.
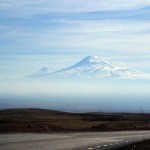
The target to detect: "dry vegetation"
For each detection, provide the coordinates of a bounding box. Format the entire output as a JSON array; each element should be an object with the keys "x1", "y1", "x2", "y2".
[{"x1": 0, "y1": 109, "x2": 150, "y2": 133}]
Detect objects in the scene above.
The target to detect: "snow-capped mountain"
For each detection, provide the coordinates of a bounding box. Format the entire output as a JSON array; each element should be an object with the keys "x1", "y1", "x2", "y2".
[
  {"x1": 27, "y1": 67, "x2": 51, "y2": 78},
  {"x1": 27, "y1": 56, "x2": 150, "y2": 79},
  {"x1": 51, "y1": 56, "x2": 150, "y2": 79}
]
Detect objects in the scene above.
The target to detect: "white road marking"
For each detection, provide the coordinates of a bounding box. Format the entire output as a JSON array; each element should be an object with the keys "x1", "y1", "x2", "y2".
[
  {"x1": 110, "y1": 143, "x2": 114, "y2": 145},
  {"x1": 96, "y1": 145, "x2": 101, "y2": 147},
  {"x1": 88, "y1": 148, "x2": 93, "y2": 150},
  {"x1": 104, "y1": 145, "x2": 107, "y2": 147}
]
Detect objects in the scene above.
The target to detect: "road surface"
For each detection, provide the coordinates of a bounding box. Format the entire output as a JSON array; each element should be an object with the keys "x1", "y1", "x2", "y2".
[{"x1": 0, "y1": 131, "x2": 150, "y2": 150}]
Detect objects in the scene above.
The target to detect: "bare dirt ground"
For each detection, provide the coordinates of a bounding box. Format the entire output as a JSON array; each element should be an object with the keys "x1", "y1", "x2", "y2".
[{"x1": 0, "y1": 108, "x2": 150, "y2": 133}]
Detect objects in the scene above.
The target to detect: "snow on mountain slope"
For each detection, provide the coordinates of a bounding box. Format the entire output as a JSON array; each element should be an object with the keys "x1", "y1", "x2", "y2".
[
  {"x1": 26, "y1": 56, "x2": 150, "y2": 79},
  {"x1": 51, "y1": 56, "x2": 150, "y2": 79}
]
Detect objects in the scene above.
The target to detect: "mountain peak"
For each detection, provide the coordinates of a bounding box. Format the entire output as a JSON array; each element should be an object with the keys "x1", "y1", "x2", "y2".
[
  {"x1": 74, "y1": 55, "x2": 102, "y2": 65},
  {"x1": 26, "y1": 66, "x2": 50, "y2": 78},
  {"x1": 84, "y1": 55, "x2": 101, "y2": 59},
  {"x1": 73, "y1": 55, "x2": 112, "y2": 68},
  {"x1": 83, "y1": 56, "x2": 102, "y2": 62},
  {"x1": 39, "y1": 67, "x2": 49, "y2": 73}
]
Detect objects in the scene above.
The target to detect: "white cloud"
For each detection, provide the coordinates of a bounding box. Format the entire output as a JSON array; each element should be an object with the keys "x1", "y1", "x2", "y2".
[
  {"x1": 1, "y1": 19, "x2": 150, "y2": 55},
  {"x1": 1, "y1": 0, "x2": 150, "y2": 18},
  {"x1": 26, "y1": 20, "x2": 150, "y2": 54}
]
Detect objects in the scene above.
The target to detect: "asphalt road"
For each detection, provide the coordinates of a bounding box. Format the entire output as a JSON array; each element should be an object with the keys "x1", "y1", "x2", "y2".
[{"x1": 0, "y1": 131, "x2": 150, "y2": 150}]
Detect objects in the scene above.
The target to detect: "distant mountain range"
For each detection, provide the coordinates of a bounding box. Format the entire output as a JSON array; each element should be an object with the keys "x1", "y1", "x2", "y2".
[{"x1": 27, "y1": 56, "x2": 150, "y2": 79}]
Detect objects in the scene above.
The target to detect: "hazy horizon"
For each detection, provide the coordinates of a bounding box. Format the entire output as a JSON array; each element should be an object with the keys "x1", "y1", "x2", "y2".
[{"x1": 0, "y1": 78, "x2": 150, "y2": 113}]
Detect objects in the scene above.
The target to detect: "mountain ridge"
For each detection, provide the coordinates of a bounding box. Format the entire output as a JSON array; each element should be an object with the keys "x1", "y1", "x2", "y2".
[{"x1": 27, "y1": 56, "x2": 150, "y2": 79}]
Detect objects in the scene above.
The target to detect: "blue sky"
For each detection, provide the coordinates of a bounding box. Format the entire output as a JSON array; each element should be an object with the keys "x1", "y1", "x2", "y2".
[{"x1": 0, "y1": 0, "x2": 150, "y2": 78}]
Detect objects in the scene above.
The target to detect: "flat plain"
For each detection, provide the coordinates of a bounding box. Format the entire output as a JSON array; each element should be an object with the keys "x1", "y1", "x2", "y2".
[{"x1": 0, "y1": 108, "x2": 150, "y2": 133}]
